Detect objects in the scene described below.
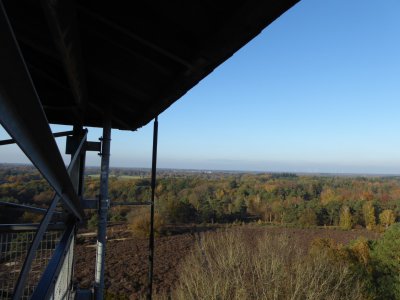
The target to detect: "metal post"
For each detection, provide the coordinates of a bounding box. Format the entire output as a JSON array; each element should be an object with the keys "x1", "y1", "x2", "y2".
[
  {"x1": 95, "y1": 118, "x2": 112, "y2": 299},
  {"x1": 70, "y1": 126, "x2": 85, "y2": 194},
  {"x1": 147, "y1": 116, "x2": 158, "y2": 300}
]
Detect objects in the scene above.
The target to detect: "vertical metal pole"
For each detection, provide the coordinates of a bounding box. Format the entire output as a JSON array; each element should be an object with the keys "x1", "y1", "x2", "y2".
[
  {"x1": 95, "y1": 117, "x2": 111, "y2": 299},
  {"x1": 147, "y1": 116, "x2": 158, "y2": 300},
  {"x1": 73, "y1": 125, "x2": 87, "y2": 198},
  {"x1": 70, "y1": 125, "x2": 84, "y2": 193},
  {"x1": 78, "y1": 148, "x2": 86, "y2": 197}
]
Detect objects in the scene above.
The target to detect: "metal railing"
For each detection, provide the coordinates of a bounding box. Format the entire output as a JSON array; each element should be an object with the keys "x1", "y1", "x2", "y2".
[
  {"x1": 0, "y1": 122, "x2": 86, "y2": 299},
  {"x1": 0, "y1": 124, "x2": 87, "y2": 299},
  {"x1": 0, "y1": 123, "x2": 86, "y2": 300},
  {"x1": 0, "y1": 230, "x2": 62, "y2": 299}
]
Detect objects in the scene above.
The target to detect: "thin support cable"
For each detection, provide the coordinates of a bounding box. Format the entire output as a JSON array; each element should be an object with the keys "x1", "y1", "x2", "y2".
[{"x1": 147, "y1": 116, "x2": 158, "y2": 300}]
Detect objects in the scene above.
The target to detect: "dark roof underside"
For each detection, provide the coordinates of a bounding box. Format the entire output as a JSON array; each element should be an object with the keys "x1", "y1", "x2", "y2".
[{"x1": 3, "y1": 0, "x2": 299, "y2": 130}]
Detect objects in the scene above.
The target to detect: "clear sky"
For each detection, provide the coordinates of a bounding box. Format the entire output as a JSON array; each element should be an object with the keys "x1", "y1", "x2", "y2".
[{"x1": 1, "y1": 0, "x2": 400, "y2": 174}]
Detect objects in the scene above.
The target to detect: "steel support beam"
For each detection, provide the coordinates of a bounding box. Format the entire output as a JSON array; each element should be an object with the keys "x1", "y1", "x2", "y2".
[
  {"x1": 112, "y1": 201, "x2": 151, "y2": 206},
  {"x1": 147, "y1": 117, "x2": 158, "y2": 300},
  {"x1": 68, "y1": 126, "x2": 86, "y2": 196},
  {"x1": 12, "y1": 129, "x2": 87, "y2": 299},
  {"x1": 0, "y1": 201, "x2": 57, "y2": 214},
  {"x1": 85, "y1": 141, "x2": 102, "y2": 152},
  {"x1": 95, "y1": 117, "x2": 112, "y2": 299},
  {"x1": 82, "y1": 200, "x2": 152, "y2": 209},
  {"x1": 0, "y1": 130, "x2": 74, "y2": 146},
  {"x1": 0, "y1": 2, "x2": 84, "y2": 220}
]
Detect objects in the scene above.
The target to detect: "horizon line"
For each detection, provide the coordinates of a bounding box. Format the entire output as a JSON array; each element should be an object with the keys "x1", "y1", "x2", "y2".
[{"x1": 1, "y1": 162, "x2": 400, "y2": 177}]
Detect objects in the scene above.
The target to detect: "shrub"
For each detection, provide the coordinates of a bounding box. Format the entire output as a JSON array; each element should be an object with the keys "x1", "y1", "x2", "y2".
[
  {"x1": 128, "y1": 208, "x2": 164, "y2": 237},
  {"x1": 309, "y1": 237, "x2": 341, "y2": 259},
  {"x1": 173, "y1": 229, "x2": 366, "y2": 299},
  {"x1": 21, "y1": 211, "x2": 43, "y2": 223},
  {"x1": 87, "y1": 213, "x2": 98, "y2": 230},
  {"x1": 104, "y1": 290, "x2": 128, "y2": 300},
  {"x1": 109, "y1": 206, "x2": 130, "y2": 222},
  {"x1": 371, "y1": 223, "x2": 400, "y2": 299},
  {"x1": 163, "y1": 200, "x2": 197, "y2": 223},
  {"x1": 349, "y1": 237, "x2": 371, "y2": 266}
]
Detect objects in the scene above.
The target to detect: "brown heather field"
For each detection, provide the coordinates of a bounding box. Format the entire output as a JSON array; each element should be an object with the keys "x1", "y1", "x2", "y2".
[{"x1": 74, "y1": 223, "x2": 379, "y2": 299}]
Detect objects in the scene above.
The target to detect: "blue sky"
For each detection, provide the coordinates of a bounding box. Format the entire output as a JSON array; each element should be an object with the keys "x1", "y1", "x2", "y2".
[{"x1": 1, "y1": 0, "x2": 400, "y2": 173}]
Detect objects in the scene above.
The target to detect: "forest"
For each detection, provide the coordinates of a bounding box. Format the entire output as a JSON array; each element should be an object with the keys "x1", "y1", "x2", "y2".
[
  {"x1": 1, "y1": 164, "x2": 398, "y2": 231},
  {"x1": 1, "y1": 164, "x2": 400, "y2": 299}
]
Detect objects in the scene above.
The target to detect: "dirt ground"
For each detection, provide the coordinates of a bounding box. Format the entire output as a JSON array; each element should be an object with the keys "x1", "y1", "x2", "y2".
[{"x1": 74, "y1": 224, "x2": 380, "y2": 299}]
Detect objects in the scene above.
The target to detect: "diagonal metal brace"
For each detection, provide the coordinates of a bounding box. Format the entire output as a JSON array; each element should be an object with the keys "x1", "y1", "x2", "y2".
[
  {"x1": 0, "y1": 2, "x2": 84, "y2": 220},
  {"x1": 12, "y1": 129, "x2": 87, "y2": 299}
]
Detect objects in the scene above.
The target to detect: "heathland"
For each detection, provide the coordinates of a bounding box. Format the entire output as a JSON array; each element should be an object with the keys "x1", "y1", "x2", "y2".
[{"x1": 1, "y1": 165, "x2": 399, "y2": 299}]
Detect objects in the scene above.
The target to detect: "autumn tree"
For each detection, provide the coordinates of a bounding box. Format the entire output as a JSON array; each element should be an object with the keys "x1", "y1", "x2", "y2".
[
  {"x1": 339, "y1": 205, "x2": 353, "y2": 230},
  {"x1": 379, "y1": 209, "x2": 395, "y2": 229},
  {"x1": 320, "y1": 187, "x2": 336, "y2": 205},
  {"x1": 298, "y1": 208, "x2": 317, "y2": 228},
  {"x1": 362, "y1": 201, "x2": 376, "y2": 230},
  {"x1": 271, "y1": 201, "x2": 284, "y2": 224}
]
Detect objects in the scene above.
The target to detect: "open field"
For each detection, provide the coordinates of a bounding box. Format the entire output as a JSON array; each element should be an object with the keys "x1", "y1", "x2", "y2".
[
  {"x1": 87, "y1": 174, "x2": 143, "y2": 180},
  {"x1": 74, "y1": 224, "x2": 379, "y2": 299}
]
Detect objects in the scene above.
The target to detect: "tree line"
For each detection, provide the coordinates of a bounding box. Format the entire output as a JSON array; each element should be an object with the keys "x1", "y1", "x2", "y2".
[{"x1": 1, "y1": 165, "x2": 399, "y2": 230}]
